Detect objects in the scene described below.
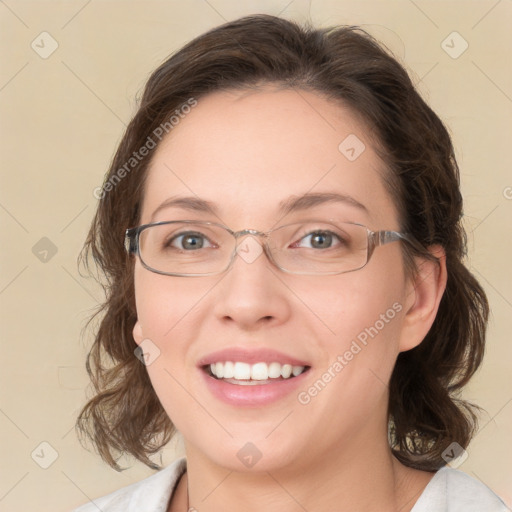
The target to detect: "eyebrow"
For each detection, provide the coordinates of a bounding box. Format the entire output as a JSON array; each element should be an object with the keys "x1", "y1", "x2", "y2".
[
  {"x1": 149, "y1": 192, "x2": 368, "y2": 222},
  {"x1": 278, "y1": 192, "x2": 368, "y2": 216},
  {"x1": 150, "y1": 196, "x2": 219, "y2": 222}
]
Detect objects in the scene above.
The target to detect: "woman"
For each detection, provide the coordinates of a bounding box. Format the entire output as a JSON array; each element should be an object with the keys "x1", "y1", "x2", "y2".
[{"x1": 73, "y1": 14, "x2": 507, "y2": 512}]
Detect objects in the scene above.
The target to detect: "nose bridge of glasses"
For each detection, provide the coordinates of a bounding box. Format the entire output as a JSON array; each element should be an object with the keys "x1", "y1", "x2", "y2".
[
  {"x1": 232, "y1": 228, "x2": 265, "y2": 240},
  {"x1": 230, "y1": 229, "x2": 270, "y2": 253},
  {"x1": 229, "y1": 228, "x2": 274, "y2": 268}
]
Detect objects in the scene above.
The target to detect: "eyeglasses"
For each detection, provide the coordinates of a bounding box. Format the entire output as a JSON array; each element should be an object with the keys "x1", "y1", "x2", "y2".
[{"x1": 125, "y1": 219, "x2": 422, "y2": 277}]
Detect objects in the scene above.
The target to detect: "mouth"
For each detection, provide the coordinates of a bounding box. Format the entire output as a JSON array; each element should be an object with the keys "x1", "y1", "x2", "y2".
[{"x1": 202, "y1": 361, "x2": 311, "y2": 386}]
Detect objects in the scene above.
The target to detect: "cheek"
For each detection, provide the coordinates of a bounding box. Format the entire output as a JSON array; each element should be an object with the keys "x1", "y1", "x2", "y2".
[
  {"x1": 133, "y1": 267, "x2": 216, "y2": 340},
  {"x1": 293, "y1": 259, "x2": 406, "y2": 369},
  {"x1": 291, "y1": 272, "x2": 406, "y2": 426},
  {"x1": 132, "y1": 270, "x2": 217, "y2": 418}
]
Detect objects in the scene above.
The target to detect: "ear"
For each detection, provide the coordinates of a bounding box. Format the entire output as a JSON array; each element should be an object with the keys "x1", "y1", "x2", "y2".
[
  {"x1": 398, "y1": 245, "x2": 447, "y2": 352},
  {"x1": 133, "y1": 320, "x2": 144, "y2": 345}
]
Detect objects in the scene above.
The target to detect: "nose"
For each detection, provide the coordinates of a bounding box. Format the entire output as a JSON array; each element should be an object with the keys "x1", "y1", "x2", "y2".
[{"x1": 212, "y1": 236, "x2": 292, "y2": 330}]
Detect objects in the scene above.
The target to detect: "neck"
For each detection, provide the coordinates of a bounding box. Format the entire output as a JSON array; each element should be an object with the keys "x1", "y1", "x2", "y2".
[{"x1": 175, "y1": 420, "x2": 432, "y2": 512}]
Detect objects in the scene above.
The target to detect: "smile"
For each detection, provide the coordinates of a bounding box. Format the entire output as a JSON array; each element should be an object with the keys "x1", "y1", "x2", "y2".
[{"x1": 205, "y1": 361, "x2": 309, "y2": 384}]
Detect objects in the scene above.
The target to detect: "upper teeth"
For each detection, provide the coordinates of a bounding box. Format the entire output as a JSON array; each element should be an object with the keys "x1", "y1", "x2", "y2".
[{"x1": 209, "y1": 361, "x2": 306, "y2": 380}]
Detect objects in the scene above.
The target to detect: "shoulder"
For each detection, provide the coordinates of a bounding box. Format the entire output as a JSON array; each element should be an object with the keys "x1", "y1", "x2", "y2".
[
  {"x1": 412, "y1": 466, "x2": 509, "y2": 512},
  {"x1": 71, "y1": 457, "x2": 187, "y2": 512}
]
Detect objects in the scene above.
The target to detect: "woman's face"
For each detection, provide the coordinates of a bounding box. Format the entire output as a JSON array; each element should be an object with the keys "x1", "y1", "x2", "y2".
[{"x1": 133, "y1": 87, "x2": 419, "y2": 472}]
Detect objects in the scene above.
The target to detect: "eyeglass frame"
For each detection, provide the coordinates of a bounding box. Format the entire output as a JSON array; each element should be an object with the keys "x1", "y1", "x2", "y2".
[{"x1": 124, "y1": 219, "x2": 426, "y2": 277}]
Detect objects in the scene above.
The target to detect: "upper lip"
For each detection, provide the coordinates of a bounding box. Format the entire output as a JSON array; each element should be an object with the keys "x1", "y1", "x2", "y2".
[{"x1": 197, "y1": 347, "x2": 311, "y2": 367}]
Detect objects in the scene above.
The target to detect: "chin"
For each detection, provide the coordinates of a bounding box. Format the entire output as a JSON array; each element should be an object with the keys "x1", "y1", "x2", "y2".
[{"x1": 190, "y1": 433, "x2": 305, "y2": 474}]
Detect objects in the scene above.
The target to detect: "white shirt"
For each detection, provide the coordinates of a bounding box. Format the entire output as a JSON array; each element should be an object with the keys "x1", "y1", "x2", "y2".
[{"x1": 72, "y1": 457, "x2": 508, "y2": 511}]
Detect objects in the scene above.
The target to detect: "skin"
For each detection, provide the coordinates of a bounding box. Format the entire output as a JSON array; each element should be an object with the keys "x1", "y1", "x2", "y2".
[{"x1": 132, "y1": 86, "x2": 447, "y2": 512}]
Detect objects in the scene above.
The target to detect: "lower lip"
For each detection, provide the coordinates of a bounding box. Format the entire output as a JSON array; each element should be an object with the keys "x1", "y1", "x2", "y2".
[{"x1": 200, "y1": 367, "x2": 310, "y2": 407}]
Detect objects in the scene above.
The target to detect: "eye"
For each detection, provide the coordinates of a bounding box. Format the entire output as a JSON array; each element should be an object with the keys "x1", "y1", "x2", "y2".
[
  {"x1": 295, "y1": 231, "x2": 343, "y2": 249},
  {"x1": 168, "y1": 231, "x2": 213, "y2": 250}
]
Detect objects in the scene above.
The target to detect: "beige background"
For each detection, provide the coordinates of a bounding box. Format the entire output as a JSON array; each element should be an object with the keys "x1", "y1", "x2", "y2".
[{"x1": 0, "y1": 1, "x2": 511, "y2": 510}]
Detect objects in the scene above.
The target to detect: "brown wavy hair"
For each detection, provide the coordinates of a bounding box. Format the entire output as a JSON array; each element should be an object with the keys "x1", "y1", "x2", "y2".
[{"x1": 76, "y1": 14, "x2": 489, "y2": 471}]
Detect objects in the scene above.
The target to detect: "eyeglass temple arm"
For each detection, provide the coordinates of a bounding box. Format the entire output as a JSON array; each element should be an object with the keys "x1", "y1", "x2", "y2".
[
  {"x1": 378, "y1": 230, "x2": 406, "y2": 246},
  {"x1": 369, "y1": 230, "x2": 426, "y2": 257},
  {"x1": 125, "y1": 228, "x2": 138, "y2": 255}
]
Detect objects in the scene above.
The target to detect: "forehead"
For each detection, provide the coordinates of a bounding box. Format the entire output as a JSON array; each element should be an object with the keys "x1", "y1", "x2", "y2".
[{"x1": 140, "y1": 87, "x2": 398, "y2": 228}]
